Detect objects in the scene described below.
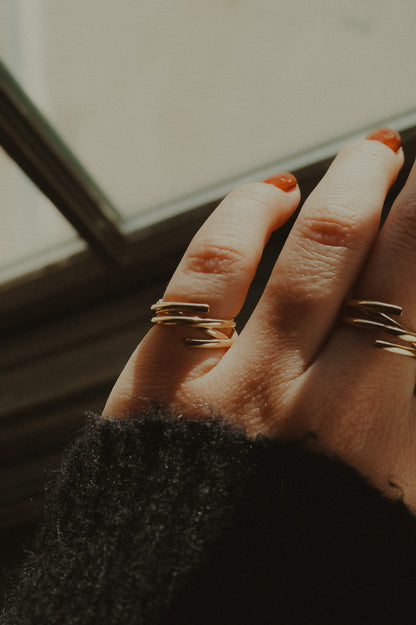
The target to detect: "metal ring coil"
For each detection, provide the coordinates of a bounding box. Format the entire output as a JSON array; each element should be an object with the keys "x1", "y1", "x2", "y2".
[
  {"x1": 151, "y1": 300, "x2": 237, "y2": 348},
  {"x1": 342, "y1": 299, "x2": 416, "y2": 359}
]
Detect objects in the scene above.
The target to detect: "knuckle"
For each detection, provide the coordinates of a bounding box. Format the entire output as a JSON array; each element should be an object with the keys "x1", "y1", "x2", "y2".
[
  {"x1": 182, "y1": 238, "x2": 249, "y2": 277},
  {"x1": 297, "y1": 207, "x2": 365, "y2": 252}
]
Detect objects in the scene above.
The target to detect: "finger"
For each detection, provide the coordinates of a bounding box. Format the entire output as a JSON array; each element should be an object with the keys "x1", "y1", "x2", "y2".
[
  {"x1": 103, "y1": 175, "x2": 300, "y2": 416},
  {"x1": 288, "y1": 150, "x2": 416, "y2": 503},
  {"x1": 152, "y1": 176, "x2": 300, "y2": 366},
  {"x1": 164, "y1": 175, "x2": 300, "y2": 320},
  {"x1": 249, "y1": 129, "x2": 403, "y2": 369},
  {"x1": 336, "y1": 156, "x2": 416, "y2": 393},
  {"x1": 357, "y1": 157, "x2": 416, "y2": 328}
]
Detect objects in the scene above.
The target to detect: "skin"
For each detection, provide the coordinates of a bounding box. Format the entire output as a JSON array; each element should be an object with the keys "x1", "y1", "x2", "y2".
[{"x1": 103, "y1": 132, "x2": 416, "y2": 512}]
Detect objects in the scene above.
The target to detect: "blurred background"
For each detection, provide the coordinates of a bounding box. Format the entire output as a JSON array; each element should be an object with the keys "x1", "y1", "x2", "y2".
[{"x1": 1, "y1": 0, "x2": 416, "y2": 579}]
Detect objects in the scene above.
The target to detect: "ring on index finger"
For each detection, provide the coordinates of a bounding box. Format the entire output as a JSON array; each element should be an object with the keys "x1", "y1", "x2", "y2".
[{"x1": 151, "y1": 300, "x2": 237, "y2": 348}]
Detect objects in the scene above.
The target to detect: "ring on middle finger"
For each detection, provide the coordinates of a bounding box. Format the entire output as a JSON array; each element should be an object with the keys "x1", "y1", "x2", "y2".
[{"x1": 341, "y1": 299, "x2": 416, "y2": 359}]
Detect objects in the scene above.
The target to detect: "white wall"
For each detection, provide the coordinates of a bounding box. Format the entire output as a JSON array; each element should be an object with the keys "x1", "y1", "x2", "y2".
[{"x1": 2, "y1": 0, "x2": 416, "y2": 279}]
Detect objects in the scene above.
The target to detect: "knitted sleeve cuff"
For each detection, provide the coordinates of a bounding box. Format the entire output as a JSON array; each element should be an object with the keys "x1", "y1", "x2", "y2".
[
  {"x1": 1, "y1": 409, "x2": 259, "y2": 624},
  {"x1": 3, "y1": 408, "x2": 416, "y2": 625}
]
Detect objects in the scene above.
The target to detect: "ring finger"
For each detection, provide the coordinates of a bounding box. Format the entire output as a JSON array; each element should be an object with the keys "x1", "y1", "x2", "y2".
[{"x1": 345, "y1": 156, "x2": 416, "y2": 389}]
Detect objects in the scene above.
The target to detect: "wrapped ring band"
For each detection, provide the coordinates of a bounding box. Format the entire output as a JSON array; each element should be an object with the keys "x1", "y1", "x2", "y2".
[
  {"x1": 342, "y1": 299, "x2": 416, "y2": 359},
  {"x1": 151, "y1": 300, "x2": 237, "y2": 348}
]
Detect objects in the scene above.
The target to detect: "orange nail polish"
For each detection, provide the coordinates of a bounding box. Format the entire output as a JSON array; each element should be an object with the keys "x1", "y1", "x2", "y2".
[
  {"x1": 365, "y1": 127, "x2": 401, "y2": 153},
  {"x1": 263, "y1": 172, "x2": 298, "y2": 192}
]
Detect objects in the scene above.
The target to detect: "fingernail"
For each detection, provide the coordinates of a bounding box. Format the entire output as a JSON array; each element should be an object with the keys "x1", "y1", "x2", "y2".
[
  {"x1": 365, "y1": 127, "x2": 402, "y2": 153},
  {"x1": 263, "y1": 172, "x2": 298, "y2": 192}
]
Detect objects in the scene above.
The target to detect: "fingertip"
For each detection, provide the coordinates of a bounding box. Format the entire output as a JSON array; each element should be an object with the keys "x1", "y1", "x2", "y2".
[
  {"x1": 224, "y1": 179, "x2": 300, "y2": 218},
  {"x1": 365, "y1": 127, "x2": 402, "y2": 154},
  {"x1": 263, "y1": 172, "x2": 298, "y2": 192},
  {"x1": 363, "y1": 128, "x2": 405, "y2": 174},
  {"x1": 257, "y1": 173, "x2": 301, "y2": 223},
  {"x1": 395, "y1": 145, "x2": 405, "y2": 166},
  {"x1": 334, "y1": 134, "x2": 404, "y2": 191}
]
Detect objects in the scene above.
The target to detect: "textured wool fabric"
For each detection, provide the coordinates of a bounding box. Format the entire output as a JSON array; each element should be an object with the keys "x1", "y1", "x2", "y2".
[{"x1": 2, "y1": 408, "x2": 416, "y2": 624}]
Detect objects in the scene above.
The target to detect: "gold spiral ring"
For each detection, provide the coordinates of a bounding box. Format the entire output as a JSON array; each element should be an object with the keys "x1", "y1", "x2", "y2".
[
  {"x1": 342, "y1": 299, "x2": 416, "y2": 359},
  {"x1": 151, "y1": 300, "x2": 237, "y2": 348}
]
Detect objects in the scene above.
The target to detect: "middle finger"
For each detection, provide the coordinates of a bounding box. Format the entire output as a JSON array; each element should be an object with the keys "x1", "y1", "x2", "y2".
[{"x1": 247, "y1": 129, "x2": 403, "y2": 370}]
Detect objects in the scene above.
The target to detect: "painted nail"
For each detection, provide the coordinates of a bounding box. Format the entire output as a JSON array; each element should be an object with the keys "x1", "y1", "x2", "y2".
[
  {"x1": 365, "y1": 127, "x2": 401, "y2": 153},
  {"x1": 263, "y1": 172, "x2": 298, "y2": 192}
]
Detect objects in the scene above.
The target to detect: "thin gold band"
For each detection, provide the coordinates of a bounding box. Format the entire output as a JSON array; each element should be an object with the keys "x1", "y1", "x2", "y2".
[
  {"x1": 342, "y1": 299, "x2": 416, "y2": 359},
  {"x1": 150, "y1": 300, "x2": 237, "y2": 348}
]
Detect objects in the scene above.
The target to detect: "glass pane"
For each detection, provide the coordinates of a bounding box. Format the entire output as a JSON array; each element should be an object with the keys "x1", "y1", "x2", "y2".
[
  {"x1": 0, "y1": 148, "x2": 85, "y2": 283},
  {"x1": 2, "y1": 0, "x2": 416, "y2": 224}
]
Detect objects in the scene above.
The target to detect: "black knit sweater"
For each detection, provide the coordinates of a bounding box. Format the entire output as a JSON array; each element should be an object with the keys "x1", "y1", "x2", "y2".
[{"x1": 2, "y1": 408, "x2": 416, "y2": 624}]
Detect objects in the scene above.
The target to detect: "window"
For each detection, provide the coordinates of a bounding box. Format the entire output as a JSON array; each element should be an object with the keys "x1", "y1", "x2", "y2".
[{"x1": 2, "y1": 0, "x2": 416, "y2": 286}]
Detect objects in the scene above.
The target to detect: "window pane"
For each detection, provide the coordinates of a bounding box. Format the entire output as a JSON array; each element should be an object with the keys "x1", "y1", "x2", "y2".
[
  {"x1": 2, "y1": 0, "x2": 416, "y2": 224},
  {"x1": 0, "y1": 148, "x2": 85, "y2": 283}
]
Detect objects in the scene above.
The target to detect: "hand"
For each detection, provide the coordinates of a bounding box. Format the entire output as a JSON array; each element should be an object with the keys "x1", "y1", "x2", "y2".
[{"x1": 104, "y1": 128, "x2": 416, "y2": 510}]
